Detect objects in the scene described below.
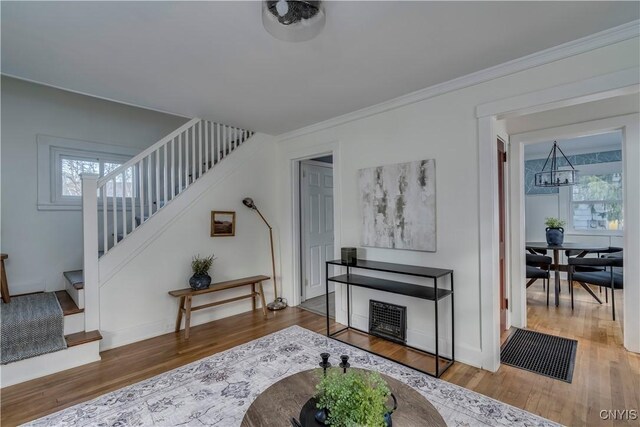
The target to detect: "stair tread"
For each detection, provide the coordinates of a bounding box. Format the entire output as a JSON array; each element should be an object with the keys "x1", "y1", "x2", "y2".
[
  {"x1": 63, "y1": 270, "x2": 84, "y2": 290},
  {"x1": 54, "y1": 290, "x2": 83, "y2": 315},
  {"x1": 65, "y1": 330, "x2": 102, "y2": 347}
]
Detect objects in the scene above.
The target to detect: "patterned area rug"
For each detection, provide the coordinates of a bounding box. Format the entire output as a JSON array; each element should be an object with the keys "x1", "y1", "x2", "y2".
[
  {"x1": 1, "y1": 293, "x2": 67, "y2": 364},
  {"x1": 27, "y1": 326, "x2": 557, "y2": 426}
]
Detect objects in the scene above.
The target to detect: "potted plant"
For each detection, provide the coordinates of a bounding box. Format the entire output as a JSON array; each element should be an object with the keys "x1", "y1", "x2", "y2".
[
  {"x1": 315, "y1": 368, "x2": 396, "y2": 427},
  {"x1": 544, "y1": 217, "x2": 566, "y2": 245},
  {"x1": 189, "y1": 254, "x2": 215, "y2": 290}
]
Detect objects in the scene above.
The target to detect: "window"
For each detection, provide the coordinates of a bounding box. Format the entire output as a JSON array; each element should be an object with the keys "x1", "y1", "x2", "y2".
[
  {"x1": 57, "y1": 153, "x2": 132, "y2": 200},
  {"x1": 37, "y1": 135, "x2": 139, "y2": 210},
  {"x1": 570, "y1": 163, "x2": 623, "y2": 232}
]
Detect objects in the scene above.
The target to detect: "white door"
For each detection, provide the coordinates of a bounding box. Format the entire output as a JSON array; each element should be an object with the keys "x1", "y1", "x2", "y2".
[{"x1": 301, "y1": 162, "x2": 335, "y2": 300}]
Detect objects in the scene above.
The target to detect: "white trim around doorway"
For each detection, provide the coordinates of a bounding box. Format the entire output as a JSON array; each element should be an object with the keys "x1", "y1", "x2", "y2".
[
  {"x1": 476, "y1": 68, "x2": 640, "y2": 372},
  {"x1": 510, "y1": 115, "x2": 639, "y2": 344},
  {"x1": 279, "y1": 141, "x2": 343, "y2": 320}
]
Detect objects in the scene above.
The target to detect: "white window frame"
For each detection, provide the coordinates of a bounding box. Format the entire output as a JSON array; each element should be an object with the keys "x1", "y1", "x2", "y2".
[
  {"x1": 559, "y1": 161, "x2": 623, "y2": 236},
  {"x1": 37, "y1": 135, "x2": 140, "y2": 211}
]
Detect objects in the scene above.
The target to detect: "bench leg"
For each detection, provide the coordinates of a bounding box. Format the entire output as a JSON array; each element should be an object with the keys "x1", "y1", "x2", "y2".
[
  {"x1": 184, "y1": 296, "x2": 193, "y2": 339},
  {"x1": 252, "y1": 283, "x2": 256, "y2": 311},
  {"x1": 258, "y1": 282, "x2": 268, "y2": 317},
  {"x1": 175, "y1": 296, "x2": 185, "y2": 332}
]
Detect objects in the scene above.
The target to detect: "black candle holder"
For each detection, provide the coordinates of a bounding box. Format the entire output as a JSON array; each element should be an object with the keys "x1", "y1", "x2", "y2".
[
  {"x1": 319, "y1": 352, "x2": 331, "y2": 376},
  {"x1": 339, "y1": 355, "x2": 350, "y2": 373}
]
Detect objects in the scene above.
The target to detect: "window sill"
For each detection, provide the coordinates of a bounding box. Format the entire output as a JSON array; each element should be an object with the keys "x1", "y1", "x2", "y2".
[
  {"x1": 565, "y1": 230, "x2": 624, "y2": 237},
  {"x1": 37, "y1": 203, "x2": 141, "y2": 212}
]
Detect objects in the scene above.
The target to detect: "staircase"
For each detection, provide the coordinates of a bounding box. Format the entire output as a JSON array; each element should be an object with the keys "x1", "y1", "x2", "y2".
[
  {"x1": 1, "y1": 281, "x2": 102, "y2": 387},
  {"x1": 1, "y1": 118, "x2": 254, "y2": 387}
]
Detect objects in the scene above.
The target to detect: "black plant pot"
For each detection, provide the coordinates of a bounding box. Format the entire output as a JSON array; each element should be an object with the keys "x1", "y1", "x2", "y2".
[
  {"x1": 545, "y1": 227, "x2": 564, "y2": 246},
  {"x1": 189, "y1": 274, "x2": 211, "y2": 290}
]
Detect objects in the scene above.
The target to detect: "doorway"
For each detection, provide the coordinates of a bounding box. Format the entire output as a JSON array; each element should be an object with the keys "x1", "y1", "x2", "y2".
[{"x1": 299, "y1": 156, "x2": 335, "y2": 318}]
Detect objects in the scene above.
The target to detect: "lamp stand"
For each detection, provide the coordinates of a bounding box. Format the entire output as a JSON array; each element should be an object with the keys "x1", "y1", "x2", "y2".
[{"x1": 254, "y1": 207, "x2": 287, "y2": 311}]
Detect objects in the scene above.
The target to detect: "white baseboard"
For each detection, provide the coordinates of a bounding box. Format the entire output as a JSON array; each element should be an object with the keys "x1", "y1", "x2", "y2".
[
  {"x1": 348, "y1": 313, "x2": 483, "y2": 369},
  {"x1": 0, "y1": 341, "x2": 101, "y2": 388},
  {"x1": 100, "y1": 302, "x2": 255, "y2": 351}
]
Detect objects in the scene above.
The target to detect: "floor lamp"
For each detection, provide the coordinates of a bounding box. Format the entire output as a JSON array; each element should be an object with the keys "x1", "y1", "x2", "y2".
[{"x1": 242, "y1": 198, "x2": 287, "y2": 311}]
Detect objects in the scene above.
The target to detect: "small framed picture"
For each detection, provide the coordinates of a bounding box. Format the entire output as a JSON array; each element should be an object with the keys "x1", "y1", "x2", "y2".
[{"x1": 211, "y1": 211, "x2": 236, "y2": 237}]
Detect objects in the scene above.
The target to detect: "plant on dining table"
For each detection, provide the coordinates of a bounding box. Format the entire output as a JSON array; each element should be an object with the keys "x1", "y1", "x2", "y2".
[
  {"x1": 544, "y1": 217, "x2": 566, "y2": 245},
  {"x1": 544, "y1": 217, "x2": 566, "y2": 229}
]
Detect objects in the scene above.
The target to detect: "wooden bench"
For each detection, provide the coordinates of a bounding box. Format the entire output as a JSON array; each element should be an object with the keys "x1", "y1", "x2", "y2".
[{"x1": 168, "y1": 275, "x2": 270, "y2": 339}]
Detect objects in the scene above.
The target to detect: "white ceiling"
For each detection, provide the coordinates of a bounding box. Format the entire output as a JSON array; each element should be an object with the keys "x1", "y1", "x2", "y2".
[{"x1": 2, "y1": 1, "x2": 638, "y2": 135}]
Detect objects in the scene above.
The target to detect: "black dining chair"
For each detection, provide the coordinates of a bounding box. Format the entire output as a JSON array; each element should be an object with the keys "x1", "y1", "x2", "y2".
[
  {"x1": 568, "y1": 254, "x2": 623, "y2": 320},
  {"x1": 565, "y1": 247, "x2": 622, "y2": 297},
  {"x1": 526, "y1": 254, "x2": 552, "y2": 306}
]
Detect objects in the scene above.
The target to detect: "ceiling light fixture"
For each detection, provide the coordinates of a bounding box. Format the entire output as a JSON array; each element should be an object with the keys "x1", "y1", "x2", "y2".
[
  {"x1": 535, "y1": 141, "x2": 578, "y2": 187},
  {"x1": 262, "y1": 0, "x2": 325, "y2": 42}
]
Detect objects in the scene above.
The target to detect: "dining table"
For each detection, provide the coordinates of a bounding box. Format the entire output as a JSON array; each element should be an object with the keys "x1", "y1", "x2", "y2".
[{"x1": 525, "y1": 242, "x2": 610, "y2": 307}]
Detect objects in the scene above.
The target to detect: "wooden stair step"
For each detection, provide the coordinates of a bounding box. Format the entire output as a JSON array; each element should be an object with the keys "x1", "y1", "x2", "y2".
[
  {"x1": 65, "y1": 330, "x2": 102, "y2": 347},
  {"x1": 63, "y1": 270, "x2": 84, "y2": 290},
  {"x1": 54, "y1": 290, "x2": 83, "y2": 316}
]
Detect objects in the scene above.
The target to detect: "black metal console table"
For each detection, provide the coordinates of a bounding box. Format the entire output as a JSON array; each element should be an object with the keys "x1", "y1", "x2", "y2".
[{"x1": 325, "y1": 259, "x2": 454, "y2": 378}]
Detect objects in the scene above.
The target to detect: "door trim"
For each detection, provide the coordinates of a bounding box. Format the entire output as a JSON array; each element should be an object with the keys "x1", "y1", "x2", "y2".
[
  {"x1": 477, "y1": 71, "x2": 640, "y2": 371},
  {"x1": 300, "y1": 160, "x2": 334, "y2": 302},
  {"x1": 281, "y1": 141, "x2": 342, "y2": 319}
]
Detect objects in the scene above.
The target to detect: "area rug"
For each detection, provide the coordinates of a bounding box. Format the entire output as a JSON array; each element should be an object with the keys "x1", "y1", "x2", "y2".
[
  {"x1": 26, "y1": 326, "x2": 558, "y2": 426},
  {"x1": 501, "y1": 328, "x2": 577, "y2": 383},
  {"x1": 1, "y1": 293, "x2": 67, "y2": 364}
]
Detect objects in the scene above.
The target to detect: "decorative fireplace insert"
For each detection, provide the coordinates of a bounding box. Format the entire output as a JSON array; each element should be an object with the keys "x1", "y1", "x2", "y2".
[{"x1": 369, "y1": 300, "x2": 407, "y2": 344}]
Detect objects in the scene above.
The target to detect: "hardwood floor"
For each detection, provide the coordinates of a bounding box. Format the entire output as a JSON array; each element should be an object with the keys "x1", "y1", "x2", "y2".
[{"x1": 2, "y1": 282, "x2": 638, "y2": 426}]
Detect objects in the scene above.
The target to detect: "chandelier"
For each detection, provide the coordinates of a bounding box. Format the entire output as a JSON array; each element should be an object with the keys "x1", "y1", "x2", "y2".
[{"x1": 534, "y1": 141, "x2": 578, "y2": 187}]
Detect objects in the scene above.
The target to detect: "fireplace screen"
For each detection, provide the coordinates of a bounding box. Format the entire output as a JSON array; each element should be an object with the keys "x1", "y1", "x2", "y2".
[{"x1": 369, "y1": 300, "x2": 407, "y2": 344}]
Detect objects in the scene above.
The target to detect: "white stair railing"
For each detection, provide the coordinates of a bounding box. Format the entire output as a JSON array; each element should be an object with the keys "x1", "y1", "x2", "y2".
[{"x1": 92, "y1": 118, "x2": 253, "y2": 256}]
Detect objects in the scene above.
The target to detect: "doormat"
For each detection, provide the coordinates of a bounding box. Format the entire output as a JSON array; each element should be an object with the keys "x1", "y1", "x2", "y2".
[{"x1": 501, "y1": 328, "x2": 577, "y2": 382}]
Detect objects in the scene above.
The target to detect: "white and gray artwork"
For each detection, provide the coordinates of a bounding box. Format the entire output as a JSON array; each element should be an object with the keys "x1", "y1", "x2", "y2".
[{"x1": 359, "y1": 159, "x2": 436, "y2": 251}]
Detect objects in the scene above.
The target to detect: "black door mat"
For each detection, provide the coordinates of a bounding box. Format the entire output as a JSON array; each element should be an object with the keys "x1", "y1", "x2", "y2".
[{"x1": 500, "y1": 328, "x2": 577, "y2": 383}]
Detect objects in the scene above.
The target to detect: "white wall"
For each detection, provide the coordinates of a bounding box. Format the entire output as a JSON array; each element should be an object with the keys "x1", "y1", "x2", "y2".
[
  {"x1": 1, "y1": 77, "x2": 188, "y2": 294},
  {"x1": 99, "y1": 135, "x2": 280, "y2": 349},
  {"x1": 276, "y1": 37, "x2": 640, "y2": 368}
]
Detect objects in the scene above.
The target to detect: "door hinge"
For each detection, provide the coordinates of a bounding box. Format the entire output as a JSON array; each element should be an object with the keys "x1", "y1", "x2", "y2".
[
  {"x1": 505, "y1": 298, "x2": 509, "y2": 309},
  {"x1": 502, "y1": 152, "x2": 507, "y2": 163}
]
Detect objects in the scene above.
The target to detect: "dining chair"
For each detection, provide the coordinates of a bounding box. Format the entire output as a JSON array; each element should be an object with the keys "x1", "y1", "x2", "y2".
[
  {"x1": 568, "y1": 254, "x2": 623, "y2": 320},
  {"x1": 526, "y1": 254, "x2": 552, "y2": 306}
]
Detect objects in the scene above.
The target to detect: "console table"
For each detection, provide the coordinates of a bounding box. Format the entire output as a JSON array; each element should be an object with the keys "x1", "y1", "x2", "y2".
[{"x1": 326, "y1": 259, "x2": 454, "y2": 377}]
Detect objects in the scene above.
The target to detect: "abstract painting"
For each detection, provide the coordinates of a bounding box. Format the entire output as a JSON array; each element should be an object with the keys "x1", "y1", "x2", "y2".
[{"x1": 359, "y1": 159, "x2": 436, "y2": 251}]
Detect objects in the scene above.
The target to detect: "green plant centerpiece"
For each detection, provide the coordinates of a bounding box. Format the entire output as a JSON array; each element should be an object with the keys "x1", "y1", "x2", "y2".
[
  {"x1": 189, "y1": 254, "x2": 215, "y2": 290},
  {"x1": 315, "y1": 368, "x2": 396, "y2": 427},
  {"x1": 544, "y1": 217, "x2": 566, "y2": 245}
]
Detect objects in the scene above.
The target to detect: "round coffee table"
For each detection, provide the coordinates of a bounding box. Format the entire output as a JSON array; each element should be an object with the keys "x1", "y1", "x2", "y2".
[{"x1": 241, "y1": 368, "x2": 446, "y2": 427}]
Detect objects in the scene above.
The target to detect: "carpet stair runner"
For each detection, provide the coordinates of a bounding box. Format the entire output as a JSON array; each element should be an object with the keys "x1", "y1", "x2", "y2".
[
  {"x1": 1, "y1": 293, "x2": 67, "y2": 364},
  {"x1": 1, "y1": 290, "x2": 102, "y2": 367}
]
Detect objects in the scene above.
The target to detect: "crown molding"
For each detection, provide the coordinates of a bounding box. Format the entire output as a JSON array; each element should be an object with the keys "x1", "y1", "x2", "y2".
[{"x1": 278, "y1": 20, "x2": 640, "y2": 141}]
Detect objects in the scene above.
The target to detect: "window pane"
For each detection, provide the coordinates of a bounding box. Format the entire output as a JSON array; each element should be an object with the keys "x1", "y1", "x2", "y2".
[
  {"x1": 61, "y1": 158, "x2": 99, "y2": 196},
  {"x1": 572, "y1": 173, "x2": 622, "y2": 201},
  {"x1": 572, "y1": 202, "x2": 623, "y2": 231},
  {"x1": 103, "y1": 162, "x2": 134, "y2": 197},
  {"x1": 571, "y1": 172, "x2": 623, "y2": 231}
]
